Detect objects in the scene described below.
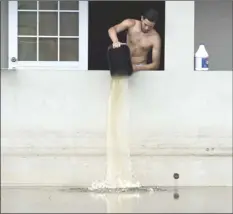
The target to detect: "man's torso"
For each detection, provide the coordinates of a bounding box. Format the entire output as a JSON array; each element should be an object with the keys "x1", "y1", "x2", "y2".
[{"x1": 126, "y1": 20, "x2": 157, "y2": 65}]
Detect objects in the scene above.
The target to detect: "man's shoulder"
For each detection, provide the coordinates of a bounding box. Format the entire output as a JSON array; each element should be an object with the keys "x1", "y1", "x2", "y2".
[
  {"x1": 121, "y1": 19, "x2": 137, "y2": 31},
  {"x1": 148, "y1": 31, "x2": 161, "y2": 48},
  {"x1": 151, "y1": 30, "x2": 160, "y2": 38},
  {"x1": 150, "y1": 30, "x2": 161, "y2": 42},
  {"x1": 124, "y1": 18, "x2": 137, "y2": 26},
  {"x1": 127, "y1": 18, "x2": 138, "y2": 28}
]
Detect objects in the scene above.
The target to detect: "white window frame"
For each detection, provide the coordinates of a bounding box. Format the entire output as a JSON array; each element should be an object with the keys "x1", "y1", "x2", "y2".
[{"x1": 8, "y1": 1, "x2": 88, "y2": 70}]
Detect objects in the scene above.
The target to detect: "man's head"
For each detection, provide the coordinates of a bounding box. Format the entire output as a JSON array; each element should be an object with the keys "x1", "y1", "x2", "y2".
[{"x1": 141, "y1": 8, "x2": 159, "y2": 33}]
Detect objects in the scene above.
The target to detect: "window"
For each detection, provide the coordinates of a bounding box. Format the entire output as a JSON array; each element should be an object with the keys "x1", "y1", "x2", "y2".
[{"x1": 8, "y1": 1, "x2": 88, "y2": 69}]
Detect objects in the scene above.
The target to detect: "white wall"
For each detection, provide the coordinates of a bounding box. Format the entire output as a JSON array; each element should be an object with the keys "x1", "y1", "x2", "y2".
[
  {"x1": 1, "y1": 70, "x2": 232, "y2": 186},
  {"x1": 1, "y1": 1, "x2": 232, "y2": 187},
  {"x1": 2, "y1": 70, "x2": 231, "y2": 150}
]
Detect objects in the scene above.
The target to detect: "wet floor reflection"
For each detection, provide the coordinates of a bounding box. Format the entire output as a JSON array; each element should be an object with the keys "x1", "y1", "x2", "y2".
[
  {"x1": 1, "y1": 186, "x2": 232, "y2": 213},
  {"x1": 91, "y1": 192, "x2": 139, "y2": 213}
]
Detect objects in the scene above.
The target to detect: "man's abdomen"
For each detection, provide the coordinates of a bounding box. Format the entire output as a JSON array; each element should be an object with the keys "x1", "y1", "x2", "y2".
[
  {"x1": 127, "y1": 45, "x2": 148, "y2": 65},
  {"x1": 131, "y1": 56, "x2": 147, "y2": 65}
]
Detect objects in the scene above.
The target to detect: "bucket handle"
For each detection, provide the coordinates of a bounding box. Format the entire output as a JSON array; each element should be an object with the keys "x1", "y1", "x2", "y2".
[{"x1": 108, "y1": 43, "x2": 128, "y2": 50}]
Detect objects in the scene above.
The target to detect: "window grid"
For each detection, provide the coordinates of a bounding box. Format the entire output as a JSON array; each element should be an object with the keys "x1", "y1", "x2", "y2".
[
  {"x1": 18, "y1": 10, "x2": 79, "y2": 12},
  {"x1": 36, "y1": 1, "x2": 39, "y2": 61},
  {"x1": 57, "y1": 1, "x2": 60, "y2": 61},
  {"x1": 18, "y1": 1, "x2": 79, "y2": 62}
]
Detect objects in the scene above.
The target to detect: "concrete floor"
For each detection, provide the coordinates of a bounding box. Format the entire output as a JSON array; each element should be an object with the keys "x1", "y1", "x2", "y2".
[{"x1": 1, "y1": 186, "x2": 232, "y2": 213}]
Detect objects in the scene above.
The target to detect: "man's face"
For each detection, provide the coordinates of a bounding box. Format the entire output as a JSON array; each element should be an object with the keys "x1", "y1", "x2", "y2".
[{"x1": 140, "y1": 17, "x2": 155, "y2": 33}]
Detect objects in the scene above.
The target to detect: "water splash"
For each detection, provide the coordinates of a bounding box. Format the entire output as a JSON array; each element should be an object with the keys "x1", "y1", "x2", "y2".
[
  {"x1": 89, "y1": 179, "x2": 141, "y2": 191},
  {"x1": 65, "y1": 186, "x2": 166, "y2": 194}
]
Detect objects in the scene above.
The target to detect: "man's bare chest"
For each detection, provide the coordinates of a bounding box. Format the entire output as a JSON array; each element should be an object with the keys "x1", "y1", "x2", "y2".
[{"x1": 127, "y1": 32, "x2": 152, "y2": 50}]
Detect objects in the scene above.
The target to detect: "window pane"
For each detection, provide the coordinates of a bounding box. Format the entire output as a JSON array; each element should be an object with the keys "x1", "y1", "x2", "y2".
[
  {"x1": 18, "y1": 12, "x2": 37, "y2": 35},
  {"x1": 39, "y1": 12, "x2": 58, "y2": 36},
  {"x1": 18, "y1": 1, "x2": 37, "y2": 10},
  {"x1": 60, "y1": 12, "x2": 79, "y2": 36},
  {"x1": 39, "y1": 38, "x2": 58, "y2": 61},
  {"x1": 60, "y1": 38, "x2": 79, "y2": 61},
  {"x1": 60, "y1": 1, "x2": 79, "y2": 10},
  {"x1": 39, "y1": 1, "x2": 58, "y2": 10},
  {"x1": 18, "y1": 37, "x2": 37, "y2": 61}
]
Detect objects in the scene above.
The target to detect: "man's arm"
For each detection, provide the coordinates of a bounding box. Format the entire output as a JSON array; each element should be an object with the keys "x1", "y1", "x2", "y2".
[
  {"x1": 108, "y1": 19, "x2": 135, "y2": 44},
  {"x1": 135, "y1": 35, "x2": 161, "y2": 71}
]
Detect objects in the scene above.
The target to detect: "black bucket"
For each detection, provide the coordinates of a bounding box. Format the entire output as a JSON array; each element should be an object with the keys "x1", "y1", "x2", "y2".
[{"x1": 107, "y1": 44, "x2": 133, "y2": 77}]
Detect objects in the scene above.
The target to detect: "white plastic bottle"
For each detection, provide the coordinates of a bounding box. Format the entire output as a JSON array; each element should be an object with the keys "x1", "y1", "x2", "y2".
[{"x1": 195, "y1": 44, "x2": 209, "y2": 71}]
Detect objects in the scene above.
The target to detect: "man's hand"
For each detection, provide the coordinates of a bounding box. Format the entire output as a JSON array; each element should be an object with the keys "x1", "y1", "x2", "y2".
[
  {"x1": 112, "y1": 42, "x2": 123, "y2": 49},
  {"x1": 132, "y1": 64, "x2": 142, "y2": 72}
]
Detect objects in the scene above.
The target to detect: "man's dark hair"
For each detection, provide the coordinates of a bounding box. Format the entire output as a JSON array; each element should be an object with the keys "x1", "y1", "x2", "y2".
[{"x1": 142, "y1": 8, "x2": 159, "y2": 23}]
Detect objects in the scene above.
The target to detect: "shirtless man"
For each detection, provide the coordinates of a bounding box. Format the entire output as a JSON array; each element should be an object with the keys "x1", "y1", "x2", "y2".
[{"x1": 108, "y1": 8, "x2": 161, "y2": 72}]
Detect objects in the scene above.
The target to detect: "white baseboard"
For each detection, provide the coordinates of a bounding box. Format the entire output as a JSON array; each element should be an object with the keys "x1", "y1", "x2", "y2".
[
  {"x1": 1, "y1": 145, "x2": 232, "y2": 157},
  {"x1": 1, "y1": 135, "x2": 232, "y2": 156}
]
